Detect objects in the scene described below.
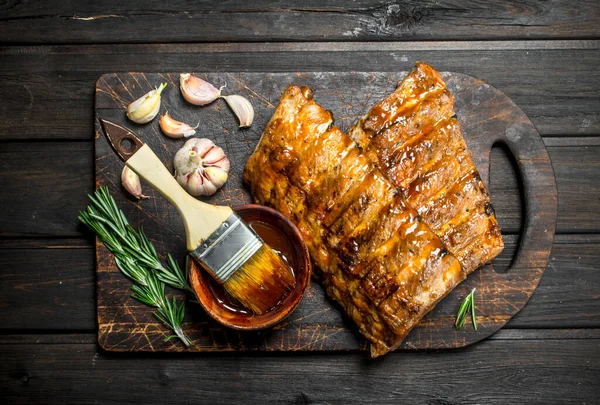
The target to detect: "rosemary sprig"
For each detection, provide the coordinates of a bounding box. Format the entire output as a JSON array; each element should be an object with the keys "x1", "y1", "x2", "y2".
[
  {"x1": 79, "y1": 187, "x2": 192, "y2": 346},
  {"x1": 81, "y1": 187, "x2": 192, "y2": 292},
  {"x1": 455, "y1": 288, "x2": 478, "y2": 330}
]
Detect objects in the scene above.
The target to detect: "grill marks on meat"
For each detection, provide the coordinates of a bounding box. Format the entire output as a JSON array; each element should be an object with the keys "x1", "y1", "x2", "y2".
[
  {"x1": 349, "y1": 62, "x2": 504, "y2": 273},
  {"x1": 244, "y1": 85, "x2": 464, "y2": 356}
]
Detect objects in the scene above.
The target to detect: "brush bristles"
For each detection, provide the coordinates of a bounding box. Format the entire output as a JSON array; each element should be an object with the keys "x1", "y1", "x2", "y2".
[{"x1": 222, "y1": 244, "x2": 296, "y2": 314}]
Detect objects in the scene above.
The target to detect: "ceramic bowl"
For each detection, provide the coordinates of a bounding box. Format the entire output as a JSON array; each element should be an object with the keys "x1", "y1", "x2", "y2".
[{"x1": 189, "y1": 204, "x2": 312, "y2": 331}]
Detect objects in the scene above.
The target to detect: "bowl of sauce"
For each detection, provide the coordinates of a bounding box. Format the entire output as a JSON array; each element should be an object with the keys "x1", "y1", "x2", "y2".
[{"x1": 188, "y1": 204, "x2": 312, "y2": 331}]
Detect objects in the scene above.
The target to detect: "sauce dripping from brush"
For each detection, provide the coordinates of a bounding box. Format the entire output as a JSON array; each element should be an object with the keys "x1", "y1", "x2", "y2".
[
  {"x1": 206, "y1": 219, "x2": 296, "y2": 315},
  {"x1": 249, "y1": 221, "x2": 296, "y2": 280}
]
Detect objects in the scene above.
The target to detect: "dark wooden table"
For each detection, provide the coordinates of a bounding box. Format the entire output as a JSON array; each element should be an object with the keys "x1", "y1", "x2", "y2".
[{"x1": 1, "y1": 2, "x2": 599, "y2": 403}]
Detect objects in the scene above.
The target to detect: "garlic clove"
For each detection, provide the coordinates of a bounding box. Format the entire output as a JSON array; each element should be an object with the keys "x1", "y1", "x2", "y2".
[
  {"x1": 186, "y1": 172, "x2": 204, "y2": 196},
  {"x1": 204, "y1": 166, "x2": 228, "y2": 189},
  {"x1": 180, "y1": 73, "x2": 224, "y2": 106},
  {"x1": 203, "y1": 146, "x2": 230, "y2": 170},
  {"x1": 173, "y1": 138, "x2": 230, "y2": 196},
  {"x1": 121, "y1": 166, "x2": 149, "y2": 199},
  {"x1": 182, "y1": 171, "x2": 218, "y2": 197},
  {"x1": 222, "y1": 94, "x2": 254, "y2": 128},
  {"x1": 159, "y1": 112, "x2": 198, "y2": 138},
  {"x1": 126, "y1": 82, "x2": 167, "y2": 124}
]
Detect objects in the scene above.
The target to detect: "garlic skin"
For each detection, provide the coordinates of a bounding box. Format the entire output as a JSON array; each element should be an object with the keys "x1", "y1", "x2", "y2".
[
  {"x1": 159, "y1": 112, "x2": 198, "y2": 138},
  {"x1": 121, "y1": 166, "x2": 149, "y2": 199},
  {"x1": 222, "y1": 95, "x2": 254, "y2": 128},
  {"x1": 174, "y1": 138, "x2": 230, "y2": 196},
  {"x1": 126, "y1": 82, "x2": 167, "y2": 124},
  {"x1": 180, "y1": 73, "x2": 224, "y2": 106}
]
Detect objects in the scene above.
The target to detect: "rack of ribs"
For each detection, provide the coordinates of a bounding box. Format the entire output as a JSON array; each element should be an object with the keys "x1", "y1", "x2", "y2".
[
  {"x1": 348, "y1": 62, "x2": 504, "y2": 274},
  {"x1": 244, "y1": 85, "x2": 465, "y2": 356}
]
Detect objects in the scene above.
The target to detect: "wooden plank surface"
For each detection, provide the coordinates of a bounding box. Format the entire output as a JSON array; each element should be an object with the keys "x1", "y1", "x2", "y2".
[
  {"x1": 1, "y1": 43, "x2": 599, "y2": 141},
  {"x1": 1, "y1": 235, "x2": 598, "y2": 331},
  {"x1": 509, "y1": 235, "x2": 600, "y2": 328},
  {"x1": 0, "y1": 1, "x2": 598, "y2": 44},
  {"x1": 0, "y1": 142, "x2": 94, "y2": 238},
  {"x1": 0, "y1": 0, "x2": 599, "y2": 402},
  {"x1": 5, "y1": 142, "x2": 600, "y2": 237},
  {"x1": 1, "y1": 335, "x2": 598, "y2": 404},
  {"x1": 0, "y1": 247, "x2": 94, "y2": 330},
  {"x1": 3, "y1": 328, "x2": 600, "y2": 344}
]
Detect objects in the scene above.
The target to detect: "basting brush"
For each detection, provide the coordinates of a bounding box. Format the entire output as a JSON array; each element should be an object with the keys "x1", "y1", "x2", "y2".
[{"x1": 99, "y1": 119, "x2": 296, "y2": 314}]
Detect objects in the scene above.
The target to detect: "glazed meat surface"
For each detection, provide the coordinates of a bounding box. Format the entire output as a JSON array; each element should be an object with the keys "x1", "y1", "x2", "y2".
[
  {"x1": 244, "y1": 85, "x2": 464, "y2": 356},
  {"x1": 348, "y1": 62, "x2": 504, "y2": 273}
]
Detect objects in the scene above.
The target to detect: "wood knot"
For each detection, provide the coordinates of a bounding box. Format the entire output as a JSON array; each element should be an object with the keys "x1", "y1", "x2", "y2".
[
  {"x1": 370, "y1": 3, "x2": 428, "y2": 34},
  {"x1": 11, "y1": 370, "x2": 31, "y2": 385},
  {"x1": 158, "y1": 369, "x2": 171, "y2": 386},
  {"x1": 295, "y1": 391, "x2": 331, "y2": 405}
]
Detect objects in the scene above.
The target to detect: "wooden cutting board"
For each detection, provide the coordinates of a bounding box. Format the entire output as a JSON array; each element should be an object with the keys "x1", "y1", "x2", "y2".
[{"x1": 94, "y1": 71, "x2": 557, "y2": 352}]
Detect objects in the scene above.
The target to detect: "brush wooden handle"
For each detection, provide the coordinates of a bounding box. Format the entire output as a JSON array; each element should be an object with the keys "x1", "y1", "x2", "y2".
[{"x1": 126, "y1": 144, "x2": 233, "y2": 251}]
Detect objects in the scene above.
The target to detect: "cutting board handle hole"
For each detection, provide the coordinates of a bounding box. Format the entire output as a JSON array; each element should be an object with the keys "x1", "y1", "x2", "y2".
[{"x1": 489, "y1": 142, "x2": 525, "y2": 274}]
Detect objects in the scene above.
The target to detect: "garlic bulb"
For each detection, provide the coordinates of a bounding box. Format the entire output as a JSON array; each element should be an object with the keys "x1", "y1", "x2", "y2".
[
  {"x1": 174, "y1": 138, "x2": 230, "y2": 196},
  {"x1": 121, "y1": 166, "x2": 149, "y2": 199},
  {"x1": 221, "y1": 95, "x2": 254, "y2": 128},
  {"x1": 180, "y1": 73, "x2": 224, "y2": 106},
  {"x1": 159, "y1": 112, "x2": 198, "y2": 138},
  {"x1": 126, "y1": 82, "x2": 167, "y2": 124}
]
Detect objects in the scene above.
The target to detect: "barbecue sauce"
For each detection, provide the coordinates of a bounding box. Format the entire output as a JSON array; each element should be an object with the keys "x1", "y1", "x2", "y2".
[{"x1": 206, "y1": 218, "x2": 296, "y2": 315}]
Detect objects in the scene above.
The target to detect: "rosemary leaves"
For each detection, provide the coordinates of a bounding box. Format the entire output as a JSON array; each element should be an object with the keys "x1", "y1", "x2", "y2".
[
  {"x1": 455, "y1": 288, "x2": 478, "y2": 330},
  {"x1": 79, "y1": 187, "x2": 192, "y2": 346}
]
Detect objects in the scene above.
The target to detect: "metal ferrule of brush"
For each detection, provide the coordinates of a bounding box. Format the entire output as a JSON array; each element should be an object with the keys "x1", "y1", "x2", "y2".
[{"x1": 190, "y1": 212, "x2": 263, "y2": 284}]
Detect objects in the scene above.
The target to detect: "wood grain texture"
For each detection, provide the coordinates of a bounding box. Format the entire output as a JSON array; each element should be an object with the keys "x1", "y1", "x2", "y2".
[
  {"x1": 0, "y1": 1, "x2": 598, "y2": 44},
  {"x1": 4, "y1": 140, "x2": 600, "y2": 237},
  {"x1": 1, "y1": 235, "x2": 598, "y2": 331},
  {"x1": 5, "y1": 328, "x2": 600, "y2": 344},
  {"x1": 0, "y1": 247, "x2": 95, "y2": 330},
  {"x1": 1, "y1": 44, "x2": 600, "y2": 141},
  {"x1": 0, "y1": 142, "x2": 94, "y2": 238},
  {"x1": 509, "y1": 235, "x2": 600, "y2": 328},
  {"x1": 93, "y1": 71, "x2": 555, "y2": 352},
  {"x1": 1, "y1": 336, "x2": 598, "y2": 405},
  {"x1": 0, "y1": 1, "x2": 597, "y2": 403}
]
